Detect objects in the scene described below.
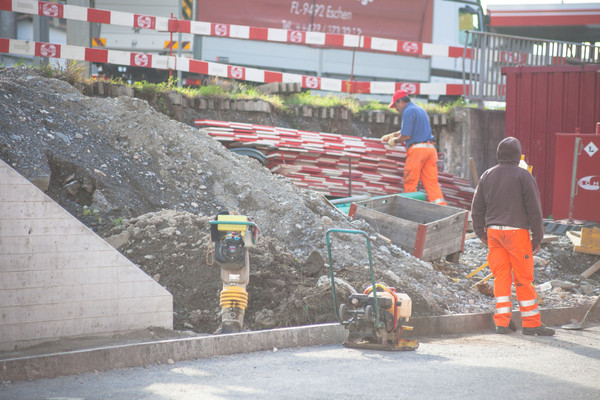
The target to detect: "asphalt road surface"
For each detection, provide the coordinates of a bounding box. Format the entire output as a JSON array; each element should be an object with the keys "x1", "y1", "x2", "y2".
[{"x1": 2, "y1": 326, "x2": 599, "y2": 400}]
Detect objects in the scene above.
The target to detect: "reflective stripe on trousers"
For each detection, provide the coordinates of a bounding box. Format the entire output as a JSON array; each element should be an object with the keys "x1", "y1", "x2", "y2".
[
  {"x1": 494, "y1": 295, "x2": 512, "y2": 320},
  {"x1": 403, "y1": 146, "x2": 447, "y2": 205},
  {"x1": 487, "y1": 228, "x2": 542, "y2": 328}
]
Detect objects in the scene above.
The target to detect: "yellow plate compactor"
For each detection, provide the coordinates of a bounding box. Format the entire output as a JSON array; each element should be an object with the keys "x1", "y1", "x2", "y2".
[{"x1": 326, "y1": 228, "x2": 419, "y2": 351}]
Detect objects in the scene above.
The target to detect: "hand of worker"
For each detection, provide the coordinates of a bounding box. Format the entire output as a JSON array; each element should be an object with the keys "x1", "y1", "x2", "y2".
[
  {"x1": 533, "y1": 243, "x2": 541, "y2": 255},
  {"x1": 381, "y1": 133, "x2": 394, "y2": 142},
  {"x1": 388, "y1": 137, "x2": 397, "y2": 147}
]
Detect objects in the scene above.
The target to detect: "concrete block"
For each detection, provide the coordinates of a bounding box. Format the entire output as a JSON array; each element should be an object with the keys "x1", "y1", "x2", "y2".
[
  {"x1": 374, "y1": 111, "x2": 385, "y2": 123},
  {"x1": 109, "y1": 84, "x2": 134, "y2": 98},
  {"x1": 302, "y1": 106, "x2": 312, "y2": 117},
  {"x1": 255, "y1": 82, "x2": 280, "y2": 94},
  {"x1": 97, "y1": 81, "x2": 106, "y2": 96},
  {"x1": 0, "y1": 160, "x2": 173, "y2": 352},
  {"x1": 165, "y1": 90, "x2": 182, "y2": 106},
  {"x1": 256, "y1": 100, "x2": 271, "y2": 113}
]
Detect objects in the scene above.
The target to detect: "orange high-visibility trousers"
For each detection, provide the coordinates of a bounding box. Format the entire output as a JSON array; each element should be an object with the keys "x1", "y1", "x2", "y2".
[
  {"x1": 403, "y1": 145, "x2": 446, "y2": 205},
  {"x1": 487, "y1": 228, "x2": 542, "y2": 328}
]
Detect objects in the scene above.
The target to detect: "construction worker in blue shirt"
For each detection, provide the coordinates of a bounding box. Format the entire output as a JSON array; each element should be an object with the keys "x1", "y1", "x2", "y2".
[{"x1": 382, "y1": 90, "x2": 447, "y2": 205}]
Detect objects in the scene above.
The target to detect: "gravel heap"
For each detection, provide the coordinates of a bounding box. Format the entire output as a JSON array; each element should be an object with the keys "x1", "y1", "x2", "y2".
[{"x1": 1, "y1": 66, "x2": 598, "y2": 333}]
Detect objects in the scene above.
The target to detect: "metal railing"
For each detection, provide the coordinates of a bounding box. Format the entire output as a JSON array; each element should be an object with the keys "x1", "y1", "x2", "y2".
[{"x1": 463, "y1": 31, "x2": 600, "y2": 103}]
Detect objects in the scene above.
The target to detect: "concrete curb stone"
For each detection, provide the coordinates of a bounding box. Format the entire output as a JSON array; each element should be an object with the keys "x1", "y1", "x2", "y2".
[{"x1": 0, "y1": 306, "x2": 588, "y2": 383}]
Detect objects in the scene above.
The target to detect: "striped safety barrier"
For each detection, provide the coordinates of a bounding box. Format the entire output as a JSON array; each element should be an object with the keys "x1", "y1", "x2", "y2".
[
  {"x1": 0, "y1": 37, "x2": 467, "y2": 95},
  {"x1": 0, "y1": 0, "x2": 473, "y2": 59}
]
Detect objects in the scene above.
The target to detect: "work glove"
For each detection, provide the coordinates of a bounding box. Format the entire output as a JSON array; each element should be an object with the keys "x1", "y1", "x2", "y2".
[
  {"x1": 381, "y1": 133, "x2": 394, "y2": 142},
  {"x1": 388, "y1": 137, "x2": 397, "y2": 147}
]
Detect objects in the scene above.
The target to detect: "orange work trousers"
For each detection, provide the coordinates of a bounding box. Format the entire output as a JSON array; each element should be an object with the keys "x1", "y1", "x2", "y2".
[
  {"x1": 487, "y1": 228, "x2": 542, "y2": 328},
  {"x1": 403, "y1": 145, "x2": 446, "y2": 205}
]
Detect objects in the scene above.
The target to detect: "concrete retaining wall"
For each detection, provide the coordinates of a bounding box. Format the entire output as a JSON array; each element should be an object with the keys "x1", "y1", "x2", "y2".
[
  {"x1": 438, "y1": 108, "x2": 506, "y2": 185},
  {"x1": 0, "y1": 160, "x2": 173, "y2": 352},
  {"x1": 85, "y1": 81, "x2": 507, "y2": 187}
]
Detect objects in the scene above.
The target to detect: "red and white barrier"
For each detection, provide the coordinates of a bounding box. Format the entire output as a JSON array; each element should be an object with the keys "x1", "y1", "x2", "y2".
[
  {"x1": 195, "y1": 120, "x2": 474, "y2": 208},
  {"x1": 0, "y1": 37, "x2": 467, "y2": 96},
  {"x1": 0, "y1": 0, "x2": 472, "y2": 59}
]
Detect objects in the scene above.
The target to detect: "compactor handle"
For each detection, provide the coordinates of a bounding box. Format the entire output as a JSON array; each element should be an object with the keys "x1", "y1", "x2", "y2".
[
  {"x1": 325, "y1": 228, "x2": 380, "y2": 328},
  {"x1": 209, "y1": 220, "x2": 259, "y2": 245}
]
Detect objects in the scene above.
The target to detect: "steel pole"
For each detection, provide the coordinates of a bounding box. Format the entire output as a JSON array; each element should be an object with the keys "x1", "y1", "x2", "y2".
[{"x1": 568, "y1": 137, "x2": 581, "y2": 223}]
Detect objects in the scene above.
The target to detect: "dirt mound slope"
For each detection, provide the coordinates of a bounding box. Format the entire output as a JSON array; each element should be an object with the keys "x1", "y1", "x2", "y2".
[{"x1": 1, "y1": 66, "x2": 598, "y2": 333}]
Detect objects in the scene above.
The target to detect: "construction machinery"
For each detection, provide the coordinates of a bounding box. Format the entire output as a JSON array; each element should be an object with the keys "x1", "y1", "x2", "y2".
[
  {"x1": 326, "y1": 228, "x2": 419, "y2": 351},
  {"x1": 208, "y1": 212, "x2": 259, "y2": 334}
]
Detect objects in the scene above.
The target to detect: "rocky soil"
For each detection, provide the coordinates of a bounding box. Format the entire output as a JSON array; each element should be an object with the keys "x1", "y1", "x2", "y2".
[{"x1": 1, "y1": 66, "x2": 598, "y2": 334}]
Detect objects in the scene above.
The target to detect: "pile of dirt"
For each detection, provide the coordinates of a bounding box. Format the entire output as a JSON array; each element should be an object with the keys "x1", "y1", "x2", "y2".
[{"x1": 1, "y1": 66, "x2": 598, "y2": 334}]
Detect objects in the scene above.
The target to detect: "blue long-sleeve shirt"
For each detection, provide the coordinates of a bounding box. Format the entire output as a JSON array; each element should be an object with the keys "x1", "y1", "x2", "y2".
[{"x1": 401, "y1": 102, "x2": 434, "y2": 147}]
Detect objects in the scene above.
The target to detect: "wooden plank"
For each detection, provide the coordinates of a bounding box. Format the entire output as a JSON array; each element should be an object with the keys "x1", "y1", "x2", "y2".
[
  {"x1": 421, "y1": 236, "x2": 465, "y2": 261},
  {"x1": 464, "y1": 232, "x2": 477, "y2": 240},
  {"x1": 423, "y1": 211, "x2": 468, "y2": 243},
  {"x1": 470, "y1": 157, "x2": 479, "y2": 186},
  {"x1": 356, "y1": 194, "x2": 462, "y2": 224},
  {"x1": 581, "y1": 227, "x2": 600, "y2": 252},
  {"x1": 376, "y1": 233, "x2": 392, "y2": 244},
  {"x1": 568, "y1": 228, "x2": 600, "y2": 256},
  {"x1": 541, "y1": 234, "x2": 558, "y2": 244},
  {"x1": 352, "y1": 206, "x2": 418, "y2": 251},
  {"x1": 566, "y1": 230, "x2": 581, "y2": 246},
  {"x1": 390, "y1": 197, "x2": 454, "y2": 223},
  {"x1": 420, "y1": 211, "x2": 468, "y2": 260},
  {"x1": 351, "y1": 195, "x2": 397, "y2": 216},
  {"x1": 414, "y1": 224, "x2": 428, "y2": 259},
  {"x1": 580, "y1": 259, "x2": 600, "y2": 279}
]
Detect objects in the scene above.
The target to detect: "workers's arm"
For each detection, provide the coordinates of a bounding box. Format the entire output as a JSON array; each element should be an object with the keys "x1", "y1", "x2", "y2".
[
  {"x1": 381, "y1": 131, "x2": 400, "y2": 142},
  {"x1": 522, "y1": 173, "x2": 544, "y2": 251},
  {"x1": 471, "y1": 178, "x2": 488, "y2": 246},
  {"x1": 381, "y1": 131, "x2": 411, "y2": 147}
]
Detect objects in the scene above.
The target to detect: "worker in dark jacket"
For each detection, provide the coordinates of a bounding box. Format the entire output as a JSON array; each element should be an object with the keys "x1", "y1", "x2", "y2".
[
  {"x1": 472, "y1": 137, "x2": 554, "y2": 336},
  {"x1": 382, "y1": 90, "x2": 447, "y2": 205}
]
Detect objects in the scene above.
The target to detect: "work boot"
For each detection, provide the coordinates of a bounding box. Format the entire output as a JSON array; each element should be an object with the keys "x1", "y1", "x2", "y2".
[
  {"x1": 495, "y1": 326, "x2": 511, "y2": 334},
  {"x1": 522, "y1": 324, "x2": 555, "y2": 336}
]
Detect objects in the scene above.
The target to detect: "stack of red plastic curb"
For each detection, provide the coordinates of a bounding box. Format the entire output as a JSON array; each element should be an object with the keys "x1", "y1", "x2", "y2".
[{"x1": 195, "y1": 120, "x2": 473, "y2": 208}]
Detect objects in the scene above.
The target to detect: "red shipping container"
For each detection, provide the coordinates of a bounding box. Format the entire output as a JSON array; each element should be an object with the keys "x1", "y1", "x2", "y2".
[
  {"x1": 503, "y1": 65, "x2": 600, "y2": 217},
  {"x1": 552, "y1": 133, "x2": 600, "y2": 222}
]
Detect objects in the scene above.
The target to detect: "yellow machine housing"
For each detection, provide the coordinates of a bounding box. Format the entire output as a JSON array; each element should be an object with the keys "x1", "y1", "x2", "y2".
[{"x1": 216, "y1": 214, "x2": 255, "y2": 247}]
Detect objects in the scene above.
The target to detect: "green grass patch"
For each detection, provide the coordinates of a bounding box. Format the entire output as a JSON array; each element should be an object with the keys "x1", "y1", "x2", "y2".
[
  {"x1": 286, "y1": 92, "x2": 361, "y2": 113},
  {"x1": 27, "y1": 64, "x2": 481, "y2": 115}
]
